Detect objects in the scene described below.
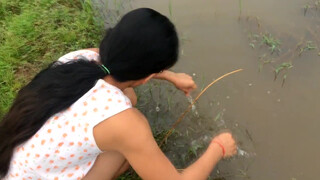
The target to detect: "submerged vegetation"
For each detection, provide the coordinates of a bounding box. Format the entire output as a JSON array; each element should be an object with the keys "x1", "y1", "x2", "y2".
[
  {"x1": 304, "y1": 0, "x2": 320, "y2": 16},
  {"x1": 238, "y1": 0, "x2": 243, "y2": 20},
  {"x1": 248, "y1": 32, "x2": 281, "y2": 54},
  {"x1": 243, "y1": 3, "x2": 319, "y2": 86},
  {"x1": 299, "y1": 41, "x2": 317, "y2": 55},
  {"x1": 261, "y1": 34, "x2": 281, "y2": 54}
]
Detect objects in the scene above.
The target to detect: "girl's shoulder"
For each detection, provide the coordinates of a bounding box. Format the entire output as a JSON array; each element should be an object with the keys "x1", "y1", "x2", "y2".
[
  {"x1": 58, "y1": 49, "x2": 100, "y2": 63},
  {"x1": 65, "y1": 79, "x2": 132, "y2": 126}
]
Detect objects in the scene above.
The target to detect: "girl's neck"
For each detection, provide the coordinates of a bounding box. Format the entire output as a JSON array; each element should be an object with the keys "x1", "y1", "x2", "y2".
[{"x1": 103, "y1": 76, "x2": 132, "y2": 91}]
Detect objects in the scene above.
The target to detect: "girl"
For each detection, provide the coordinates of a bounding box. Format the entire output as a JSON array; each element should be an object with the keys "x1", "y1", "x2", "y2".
[{"x1": 0, "y1": 8, "x2": 237, "y2": 180}]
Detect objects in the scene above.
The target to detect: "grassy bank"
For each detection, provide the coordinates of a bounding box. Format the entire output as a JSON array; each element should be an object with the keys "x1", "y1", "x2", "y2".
[{"x1": 0, "y1": 0, "x2": 104, "y2": 117}]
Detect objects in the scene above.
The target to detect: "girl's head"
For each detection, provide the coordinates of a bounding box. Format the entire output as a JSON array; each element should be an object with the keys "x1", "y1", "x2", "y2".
[
  {"x1": 99, "y1": 8, "x2": 179, "y2": 82},
  {"x1": 0, "y1": 8, "x2": 178, "y2": 178}
]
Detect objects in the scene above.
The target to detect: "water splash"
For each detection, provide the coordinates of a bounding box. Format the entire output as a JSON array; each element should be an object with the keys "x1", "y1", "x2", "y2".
[
  {"x1": 237, "y1": 147, "x2": 256, "y2": 158},
  {"x1": 187, "y1": 95, "x2": 199, "y2": 116}
]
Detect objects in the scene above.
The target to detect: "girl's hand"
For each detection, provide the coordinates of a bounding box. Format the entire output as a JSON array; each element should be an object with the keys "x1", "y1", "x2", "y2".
[
  {"x1": 171, "y1": 73, "x2": 197, "y2": 96},
  {"x1": 211, "y1": 132, "x2": 237, "y2": 158},
  {"x1": 154, "y1": 70, "x2": 197, "y2": 96}
]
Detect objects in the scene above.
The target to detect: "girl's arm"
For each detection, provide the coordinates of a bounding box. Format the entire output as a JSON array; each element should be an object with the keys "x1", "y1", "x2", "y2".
[
  {"x1": 93, "y1": 108, "x2": 236, "y2": 180},
  {"x1": 153, "y1": 70, "x2": 197, "y2": 96},
  {"x1": 85, "y1": 49, "x2": 196, "y2": 95}
]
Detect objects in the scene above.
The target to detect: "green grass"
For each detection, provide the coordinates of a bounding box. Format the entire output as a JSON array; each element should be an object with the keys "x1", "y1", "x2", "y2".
[{"x1": 0, "y1": 0, "x2": 104, "y2": 117}]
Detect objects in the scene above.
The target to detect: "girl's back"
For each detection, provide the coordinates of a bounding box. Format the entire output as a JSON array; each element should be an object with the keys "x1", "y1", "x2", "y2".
[{"x1": 5, "y1": 51, "x2": 132, "y2": 179}]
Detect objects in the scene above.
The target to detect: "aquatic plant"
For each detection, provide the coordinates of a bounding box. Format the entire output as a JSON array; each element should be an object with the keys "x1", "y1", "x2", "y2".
[
  {"x1": 299, "y1": 41, "x2": 317, "y2": 55},
  {"x1": 304, "y1": 4, "x2": 310, "y2": 16},
  {"x1": 274, "y1": 62, "x2": 293, "y2": 86},
  {"x1": 248, "y1": 33, "x2": 260, "y2": 49},
  {"x1": 238, "y1": 0, "x2": 243, "y2": 19},
  {"x1": 303, "y1": 0, "x2": 320, "y2": 16},
  {"x1": 261, "y1": 33, "x2": 281, "y2": 54},
  {"x1": 275, "y1": 62, "x2": 293, "y2": 75},
  {"x1": 188, "y1": 143, "x2": 204, "y2": 157},
  {"x1": 168, "y1": 0, "x2": 173, "y2": 19}
]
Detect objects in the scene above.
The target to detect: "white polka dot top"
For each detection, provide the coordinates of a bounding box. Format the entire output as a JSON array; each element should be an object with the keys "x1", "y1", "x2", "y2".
[{"x1": 4, "y1": 50, "x2": 132, "y2": 180}]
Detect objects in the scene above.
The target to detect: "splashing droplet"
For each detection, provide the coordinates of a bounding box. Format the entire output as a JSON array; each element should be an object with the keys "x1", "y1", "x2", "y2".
[{"x1": 155, "y1": 106, "x2": 160, "y2": 112}]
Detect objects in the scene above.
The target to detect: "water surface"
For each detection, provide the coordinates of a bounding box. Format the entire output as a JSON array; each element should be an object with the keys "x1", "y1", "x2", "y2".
[{"x1": 97, "y1": 0, "x2": 320, "y2": 179}]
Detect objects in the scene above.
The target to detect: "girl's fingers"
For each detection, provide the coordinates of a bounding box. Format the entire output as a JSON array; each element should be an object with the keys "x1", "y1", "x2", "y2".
[
  {"x1": 233, "y1": 148, "x2": 237, "y2": 155},
  {"x1": 192, "y1": 83, "x2": 197, "y2": 89}
]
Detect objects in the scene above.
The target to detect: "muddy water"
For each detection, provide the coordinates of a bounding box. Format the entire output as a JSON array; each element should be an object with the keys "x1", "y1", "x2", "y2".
[
  {"x1": 96, "y1": 0, "x2": 320, "y2": 179},
  {"x1": 132, "y1": 0, "x2": 320, "y2": 179}
]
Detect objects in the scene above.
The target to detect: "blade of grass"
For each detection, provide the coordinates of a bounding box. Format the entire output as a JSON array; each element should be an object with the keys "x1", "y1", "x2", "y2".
[{"x1": 168, "y1": 0, "x2": 173, "y2": 19}]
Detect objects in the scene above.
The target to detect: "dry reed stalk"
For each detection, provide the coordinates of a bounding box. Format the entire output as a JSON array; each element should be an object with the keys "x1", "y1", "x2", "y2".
[{"x1": 159, "y1": 69, "x2": 243, "y2": 147}]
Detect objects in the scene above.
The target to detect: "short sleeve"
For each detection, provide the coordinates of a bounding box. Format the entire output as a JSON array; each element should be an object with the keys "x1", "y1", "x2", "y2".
[
  {"x1": 58, "y1": 50, "x2": 100, "y2": 63},
  {"x1": 75, "y1": 80, "x2": 132, "y2": 128}
]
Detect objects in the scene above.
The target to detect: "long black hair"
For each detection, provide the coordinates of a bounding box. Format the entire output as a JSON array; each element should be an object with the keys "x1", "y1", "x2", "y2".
[{"x1": 0, "y1": 8, "x2": 178, "y2": 177}]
